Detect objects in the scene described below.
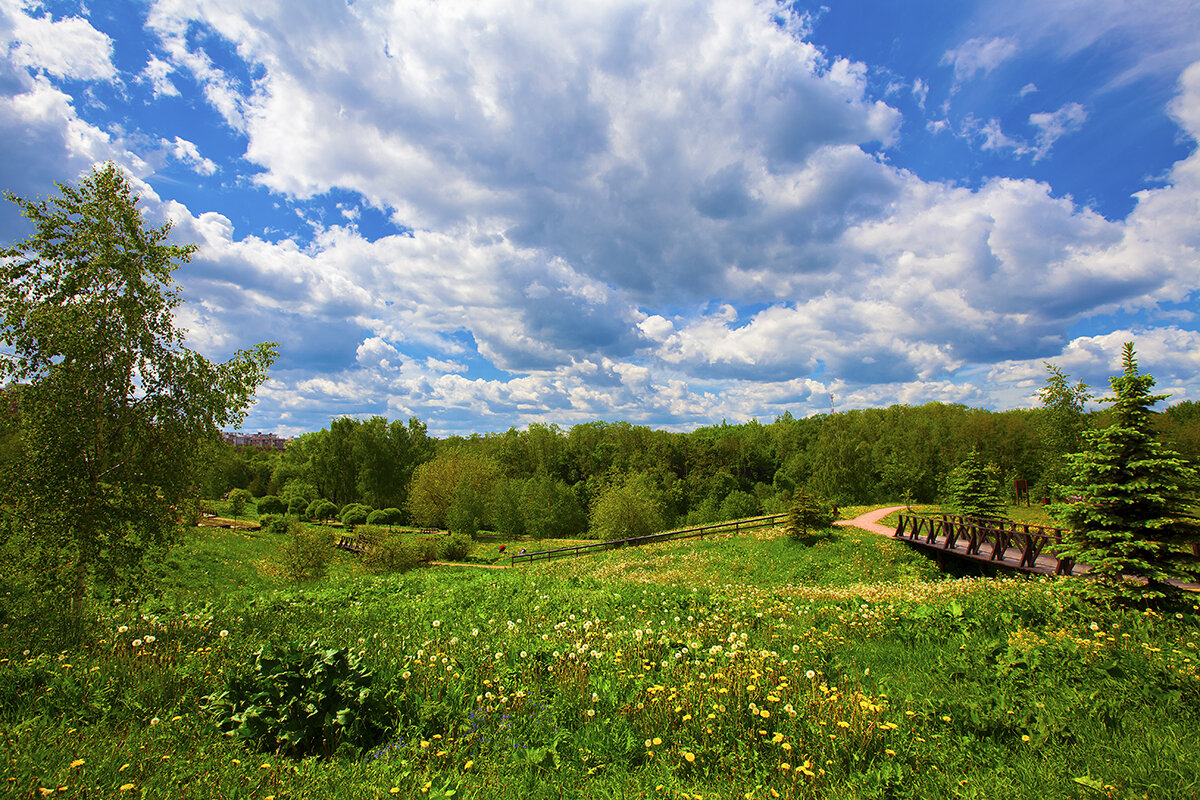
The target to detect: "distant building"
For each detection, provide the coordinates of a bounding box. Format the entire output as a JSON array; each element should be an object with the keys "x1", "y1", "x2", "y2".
[{"x1": 220, "y1": 431, "x2": 290, "y2": 450}]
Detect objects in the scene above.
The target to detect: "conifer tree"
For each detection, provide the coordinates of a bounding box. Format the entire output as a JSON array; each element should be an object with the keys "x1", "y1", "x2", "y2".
[
  {"x1": 945, "y1": 449, "x2": 1005, "y2": 518},
  {"x1": 1058, "y1": 343, "x2": 1200, "y2": 598}
]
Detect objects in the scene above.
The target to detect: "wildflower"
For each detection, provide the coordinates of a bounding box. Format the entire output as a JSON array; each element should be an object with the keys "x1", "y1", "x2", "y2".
[
  {"x1": 119, "y1": 784, "x2": 135, "y2": 792},
  {"x1": 70, "y1": 759, "x2": 85, "y2": 768},
  {"x1": 144, "y1": 635, "x2": 155, "y2": 644},
  {"x1": 806, "y1": 670, "x2": 816, "y2": 679},
  {"x1": 684, "y1": 752, "x2": 696, "y2": 763},
  {"x1": 150, "y1": 717, "x2": 160, "y2": 726},
  {"x1": 132, "y1": 640, "x2": 142, "y2": 648},
  {"x1": 433, "y1": 620, "x2": 441, "y2": 628},
  {"x1": 118, "y1": 626, "x2": 128, "y2": 634},
  {"x1": 219, "y1": 630, "x2": 228, "y2": 638}
]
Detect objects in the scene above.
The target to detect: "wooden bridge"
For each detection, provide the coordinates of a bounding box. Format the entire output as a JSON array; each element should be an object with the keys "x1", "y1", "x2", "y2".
[{"x1": 893, "y1": 513, "x2": 1077, "y2": 576}]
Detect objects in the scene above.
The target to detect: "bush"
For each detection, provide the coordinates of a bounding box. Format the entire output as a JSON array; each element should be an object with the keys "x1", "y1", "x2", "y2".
[
  {"x1": 280, "y1": 525, "x2": 334, "y2": 582},
  {"x1": 415, "y1": 535, "x2": 442, "y2": 563},
  {"x1": 362, "y1": 531, "x2": 419, "y2": 575},
  {"x1": 287, "y1": 495, "x2": 309, "y2": 517},
  {"x1": 207, "y1": 641, "x2": 392, "y2": 758},
  {"x1": 305, "y1": 499, "x2": 338, "y2": 522},
  {"x1": 340, "y1": 503, "x2": 372, "y2": 529},
  {"x1": 365, "y1": 507, "x2": 403, "y2": 526},
  {"x1": 440, "y1": 531, "x2": 473, "y2": 561},
  {"x1": 256, "y1": 495, "x2": 286, "y2": 515},
  {"x1": 257, "y1": 513, "x2": 290, "y2": 535},
  {"x1": 785, "y1": 489, "x2": 834, "y2": 545}
]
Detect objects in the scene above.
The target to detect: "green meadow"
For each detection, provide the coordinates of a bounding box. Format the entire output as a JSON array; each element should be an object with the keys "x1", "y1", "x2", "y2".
[{"x1": 2, "y1": 514, "x2": 1198, "y2": 800}]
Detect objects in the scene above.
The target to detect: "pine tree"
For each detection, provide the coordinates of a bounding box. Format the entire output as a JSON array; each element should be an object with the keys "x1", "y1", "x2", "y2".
[
  {"x1": 945, "y1": 449, "x2": 1005, "y2": 518},
  {"x1": 1058, "y1": 343, "x2": 1200, "y2": 599},
  {"x1": 784, "y1": 489, "x2": 833, "y2": 544}
]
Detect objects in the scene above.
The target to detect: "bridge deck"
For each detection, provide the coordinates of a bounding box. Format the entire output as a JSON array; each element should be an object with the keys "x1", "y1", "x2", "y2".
[{"x1": 892, "y1": 514, "x2": 1078, "y2": 576}]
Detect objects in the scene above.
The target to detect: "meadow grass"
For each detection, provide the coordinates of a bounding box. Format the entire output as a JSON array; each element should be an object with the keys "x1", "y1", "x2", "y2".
[{"x1": 2, "y1": 512, "x2": 1198, "y2": 799}]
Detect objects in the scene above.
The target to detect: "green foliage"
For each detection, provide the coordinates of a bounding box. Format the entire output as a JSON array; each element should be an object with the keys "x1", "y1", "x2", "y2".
[
  {"x1": 589, "y1": 473, "x2": 665, "y2": 541},
  {"x1": 365, "y1": 507, "x2": 403, "y2": 526},
  {"x1": 280, "y1": 526, "x2": 334, "y2": 583},
  {"x1": 521, "y1": 473, "x2": 587, "y2": 539},
  {"x1": 945, "y1": 449, "x2": 1006, "y2": 519},
  {"x1": 784, "y1": 489, "x2": 834, "y2": 544},
  {"x1": 257, "y1": 513, "x2": 291, "y2": 535},
  {"x1": 718, "y1": 489, "x2": 759, "y2": 521},
  {"x1": 361, "y1": 530, "x2": 419, "y2": 575},
  {"x1": 440, "y1": 531, "x2": 473, "y2": 561},
  {"x1": 339, "y1": 503, "x2": 372, "y2": 529},
  {"x1": 257, "y1": 495, "x2": 287, "y2": 515},
  {"x1": 228, "y1": 488, "x2": 254, "y2": 520},
  {"x1": 208, "y1": 641, "x2": 392, "y2": 758},
  {"x1": 407, "y1": 449, "x2": 500, "y2": 532},
  {"x1": 0, "y1": 163, "x2": 276, "y2": 607},
  {"x1": 1038, "y1": 364, "x2": 1092, "y2": 499},
  {"x1": 306, "y1": 499, "x2": 338, "y2": 522},
  {"x1": 287, "y1": 495, "x2": 309, "y2": 517},
  {"x1": 1057, "y1": 343, "x2": 1200, "y2": 598}
]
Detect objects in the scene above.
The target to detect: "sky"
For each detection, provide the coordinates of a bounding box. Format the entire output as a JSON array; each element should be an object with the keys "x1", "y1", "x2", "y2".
[{"x1": 1, "y1": 0, "x2": 1199, "y2": 437}]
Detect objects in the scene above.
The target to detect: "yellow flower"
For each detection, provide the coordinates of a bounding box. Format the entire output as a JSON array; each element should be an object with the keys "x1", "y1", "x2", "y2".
[
  {"x1": 391, "y1": 789, "x2": 401, "y2": 795},
  {"x1": 1021, "y1": 735, "x2": 1031, "y2": 742},
  {"x1": 684, "y1": 752, "x2": 696, "y2": 763},
  {"x1": 464, "y1": 761, "x2": 473, "y2": 770},
  {"x1": 653, "y1": 737, "x2": 662, "y2": 745},
  {"x1": 70, "y1": 759, "x2": 85, "y2": 768},
  {"x1": 260, "y1": 763, "x2": 271, "y2": 770},
  {"x1": 119, "y1": 785, "x2": 135, "y2": 792},
  {"x1": 771, "y1": 733, "x2": 783, "y2": 743},
  {"x1": 941, "y1": 715, "x2": 951, "y2": 723}
]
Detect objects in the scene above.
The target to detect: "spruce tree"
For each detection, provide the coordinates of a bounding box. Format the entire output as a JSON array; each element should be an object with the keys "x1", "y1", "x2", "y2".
[
  {"x1": 1058, "y1": 343, "x2": 1200, "y2": 599},
  {"x1": 946, "y1": 449, "x2": 1005, "y2": 519}
]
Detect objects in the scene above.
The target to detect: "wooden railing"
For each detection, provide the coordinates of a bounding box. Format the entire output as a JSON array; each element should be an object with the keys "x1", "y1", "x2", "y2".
[
  {"x1": 509, "y1": 514, "x2": 789, "y2": 566},
  {"x1": 894, "y1": 514, "x2": 1076, "y2": 576}
]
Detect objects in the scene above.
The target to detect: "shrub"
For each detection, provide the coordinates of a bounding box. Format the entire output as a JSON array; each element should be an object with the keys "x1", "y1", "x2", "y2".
[
  {"x1": 305, "y1": 499, "x2": 338, "y2": 522},
  {"x1": 785, "y1": 489, "x2": 834, "y2": 545},
  {"x1": 287, "y1": 495, "x2": 309, "y2": 517},
  {"x1": 340, "y1": 503, "x2": 372, "y2": 529},
  {"x1": 257, "y1": 513, "x2": 290, "y2": 535},
  {"x1": 440, "y1": 531, "x2": 473, "y2": 561},
  {"x1": 207, "y1": 641, "x2": 392, "y2": 758},
  {"x1": 362, "y1": 531, "x2": 419, "y2": 575},
  {"x1": 256, "y1": 495, "x2": 286, "y2": 515},
  {"x1": 365, "y1": 507, "x2": 403, "y2": 526},
  {"x1": 280, "y1": 525, "x2": 334, "y2": 582},
  {"x1": 415, "y1": 535, "x2": 442, "y2": 563}
]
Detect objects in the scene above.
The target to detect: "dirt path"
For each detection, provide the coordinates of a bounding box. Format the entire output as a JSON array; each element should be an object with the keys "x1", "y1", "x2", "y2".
[{"x1": 834, "y1": 506, "x2": 906, "y2": 537}]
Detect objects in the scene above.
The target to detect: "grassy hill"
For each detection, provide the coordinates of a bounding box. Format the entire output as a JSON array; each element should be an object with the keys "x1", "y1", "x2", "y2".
[{"x1": 2, "y1": 513, "x2": 1197, "y2": 799}]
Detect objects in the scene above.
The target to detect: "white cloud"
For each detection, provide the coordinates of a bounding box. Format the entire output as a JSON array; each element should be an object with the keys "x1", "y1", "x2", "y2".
[
  {"x1": 940, "y1": 36, "x2": 1018, "y2": 84},
  {"x1": 163, "y1": 135, "x2": 218, "y2": 175},
  {"x1": 139, "y1": 55, "x2": 179, "y2": 97},
  {"x1": 1028, "y1": 102, "x2": 1088, "y2": 160},
  {"x1": 2, "y1": 1, "x2": 116, "y2": 82}
]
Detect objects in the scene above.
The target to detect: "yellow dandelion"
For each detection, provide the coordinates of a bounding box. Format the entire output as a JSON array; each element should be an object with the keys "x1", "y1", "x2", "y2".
[
  {"x1": 684, "y1": 751, "x2": 696, "y2": 763},
  {"x1": 771, "y1": 733, "x2": 783, "y2": 743},
  {"x1": 119, "y1": 785, "x2": 135, "y2": 792},
  {"x1": 260, "y1": 763, "x2": 271, "y2": 770},
  {"x1": 391, "y1": 789, "x2": 401, "y2": 795},
  {"x1": 653, "y1": 737, "x2": 662, "y2": 745},
  {"x1": 70, "y1": 759, "x2": 85, "y2": 768}
]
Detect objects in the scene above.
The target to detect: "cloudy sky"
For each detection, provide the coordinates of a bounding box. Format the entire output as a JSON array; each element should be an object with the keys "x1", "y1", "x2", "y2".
[{"x1": 2, "y1": 0, "x2": 1199, "y2": 436}]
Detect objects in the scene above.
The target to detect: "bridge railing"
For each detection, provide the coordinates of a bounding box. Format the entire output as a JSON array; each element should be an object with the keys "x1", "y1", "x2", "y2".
[
  {"x1": 895, "y1": 513, "x2": 1075, "y2": 576},
  {"x1": 510, "y1": 513, "x2": 788, "y2": 566}
]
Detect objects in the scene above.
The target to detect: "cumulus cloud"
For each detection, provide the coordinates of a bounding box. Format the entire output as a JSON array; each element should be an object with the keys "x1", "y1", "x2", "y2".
[
  {"x1": 162, "y1": 136, "x2": 218, "y2": 175},
  {"x1": 2, "y1": 1, "x2": 116, "y2": 82}
]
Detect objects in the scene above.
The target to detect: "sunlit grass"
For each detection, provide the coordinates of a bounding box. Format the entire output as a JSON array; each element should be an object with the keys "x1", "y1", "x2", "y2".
[{"x1": 2, "y1": 510, "x2": 1198, "y2": 799}]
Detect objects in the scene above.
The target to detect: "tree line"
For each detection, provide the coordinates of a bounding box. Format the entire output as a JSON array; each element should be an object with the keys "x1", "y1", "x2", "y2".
[{"x1": 205, "y1": 395, "x2": 1200, "y2": 540}]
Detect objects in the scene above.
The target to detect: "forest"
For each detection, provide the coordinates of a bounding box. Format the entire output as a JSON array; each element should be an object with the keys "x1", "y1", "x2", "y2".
[{"x1": 204, "y1": 397, "x2": 1200, "y2": 538}]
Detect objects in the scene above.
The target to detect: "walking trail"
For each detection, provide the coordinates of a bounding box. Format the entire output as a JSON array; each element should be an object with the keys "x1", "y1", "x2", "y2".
[{"x1": 835, "y1": 506, "x2": 906, "y2": 537}]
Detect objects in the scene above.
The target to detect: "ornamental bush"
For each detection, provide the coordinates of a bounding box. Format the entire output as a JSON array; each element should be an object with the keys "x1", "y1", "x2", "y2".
[
  {"x1": 365, "y1": 507, "x2": 403, "y2": 526},
  {"x1": 207, "y1": 641, "x2": 392, "y2": 758},
  {"x1": 305, "y1": 499, "x2": 338, "y2": 522},
  {"x1": 340, "y1": 503, "x2": 372, "y2": 529},
  {"x1": 256, "y1": 495, "x2": 286, "y2": 515}
]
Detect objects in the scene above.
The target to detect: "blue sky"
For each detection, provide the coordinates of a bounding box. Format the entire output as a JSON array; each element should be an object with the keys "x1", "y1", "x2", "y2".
[{"x1": 2, "y1": 0, "x2": 1199, "y2": 436}]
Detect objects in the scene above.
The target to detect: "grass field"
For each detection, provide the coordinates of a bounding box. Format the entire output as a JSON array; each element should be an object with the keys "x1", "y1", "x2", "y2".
[{"x1": 2, "y1": 509, "x2": 1198, "y2": 799}]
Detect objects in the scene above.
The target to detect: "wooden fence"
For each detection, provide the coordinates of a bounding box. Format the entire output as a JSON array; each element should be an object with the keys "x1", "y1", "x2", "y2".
[{"x1": 509, "y1": 513, "x2": 789, "y2": 566}]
